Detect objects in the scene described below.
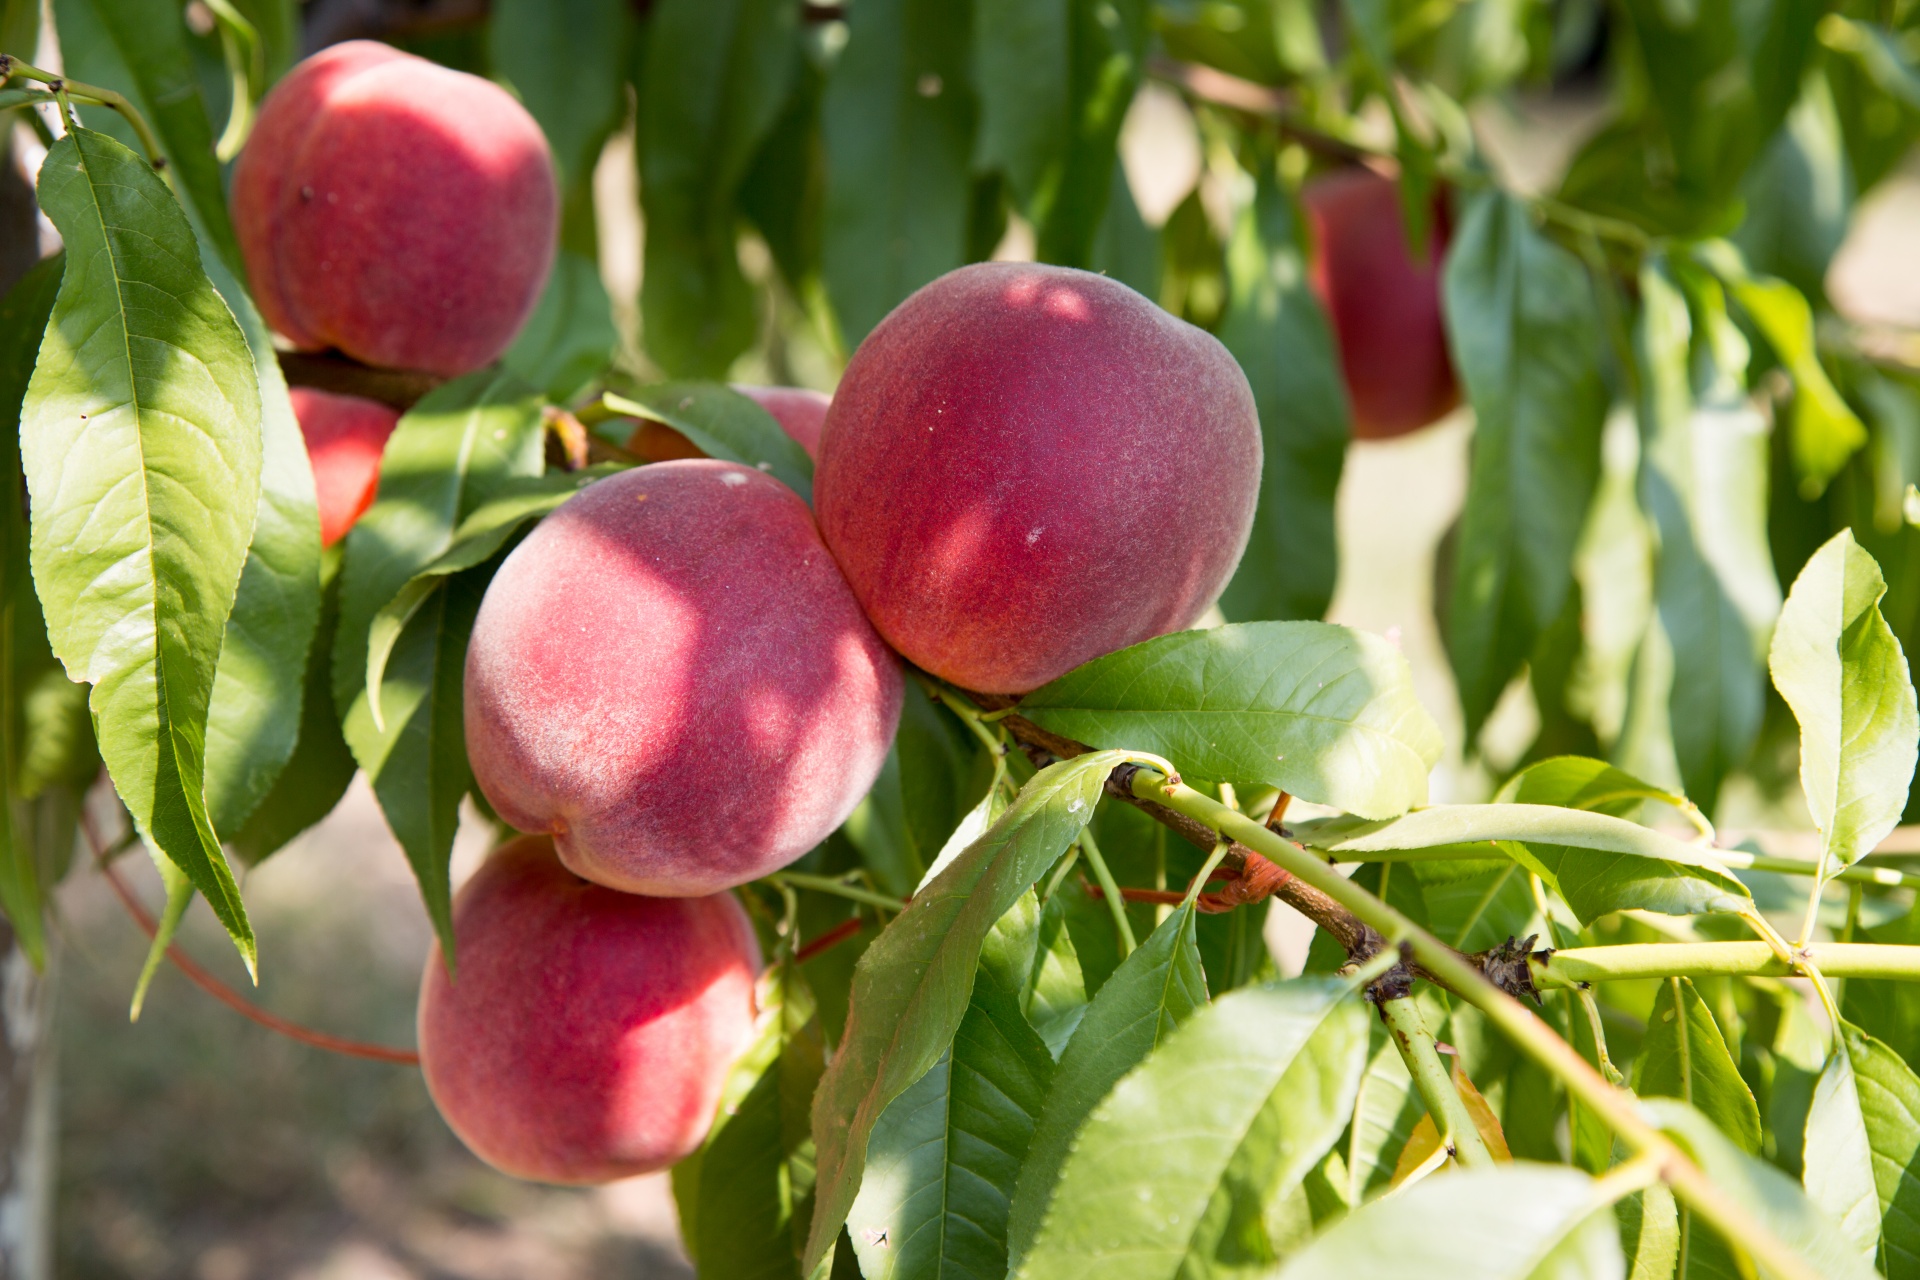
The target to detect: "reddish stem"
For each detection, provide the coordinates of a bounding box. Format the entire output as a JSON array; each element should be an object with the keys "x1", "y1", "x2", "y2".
[
  {"x1": 795, "y1": 916, "x2": 865, "y2": 963},
  {"x1": 96, "y1": 859, "x2": 421, "y2": 1066}
]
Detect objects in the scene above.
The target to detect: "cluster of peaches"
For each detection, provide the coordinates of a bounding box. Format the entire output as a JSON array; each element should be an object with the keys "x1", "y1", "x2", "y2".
[{"x1": 236, "y1": 40, "x2": 1457, "y2": 1186}]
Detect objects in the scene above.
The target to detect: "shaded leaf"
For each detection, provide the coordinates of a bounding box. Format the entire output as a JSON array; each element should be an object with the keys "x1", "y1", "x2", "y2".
[
  {"x1": 1017, "y1": 977, "x2": 1367, "y2": 1280},
  {"x1": 1647, "y1": 1097, "x2": 1881, "y2": 1280},
  {"x1": 333, "y1": 373, "x2": 546, "y2": 950},
  {"x1": 24, "y1": 127, "x2": 260, "y2": 965},
  {"x1": 1441, "y1": 191, "x2": 1607, "y2": 739},
  {"x1": 971, "y1": 0, "x2": 1070, "y2": 208},
  {"x1": 1273, "y1": 1164, "x2": 1624, "y2": 1279},
  {"x1": 1635, "y1": 977, "x2": 1762, "y2": 1155},
  {"x1": 606, "y1": 382, "x2": 813, "y2": 502},
  {"x1": 489, "y1": 0, "x2": 631, "y2": 191},
  {"x1": 503, "y1": 251, "x2": 618, "y2": 401},
  {"x1": 1216, "y1": 164, "x2": 1350, "y2": 627},
  {"x1": 1007, "y1": 905, "x2": 1207, "y2": 1268},
  {"x1": 1030, "y1": 0, "x2": 1147, "y2": 267},
  {"x1": 804, "y1": 752, "x2": 1128, "y2": 1269},
  {"x1": 1020, "y1": 621, "x2": 1443, "y2": 820},
  {"x1": 1803, "y1": 1021, "x2": 1920, "y2": 1274},
  {"x1": 638, "y1": 0, "x2": 799, "y2": 376},
  {"x1": 848, "y1": 959, "x2": 1055, "y2": 1279},
  {"x1": 1725, "y1": 269, "x2": 1868, "y2": 496},
  {"x1": 820, "y1": 0, "x2": 976, "y2": 347},
  {"x1": 1770, "y1": 529, "x2": 1919, "y2": 869}
]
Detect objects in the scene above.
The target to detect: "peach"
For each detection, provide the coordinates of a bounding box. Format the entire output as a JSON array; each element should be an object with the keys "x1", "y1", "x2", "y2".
[
  {"x1": 626, "y1": 384, "x2": 831, "y2": 463},
  {"x1": 289, "y1": 387, "x2": 399, "y2": 546},
  {"x1": 417, "y1": 836, "x2": 760, "y2": 1183},
  {"x1": 464, "y1": 461, "x2": 902, "y2": 896},
  {"x1": 1302, "y1": 169, "x2": 1458, "y2": 440},
  {"x1": 814, "y1": 262, "x2": 1261, "y2": 695},
  {"x1": 232, "y1": 41, "x2": 558, "y2": 376}
]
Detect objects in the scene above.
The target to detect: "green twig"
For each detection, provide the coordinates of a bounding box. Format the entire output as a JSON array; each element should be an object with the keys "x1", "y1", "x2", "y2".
[
  {"x1": 1380, "y1": 996, "x2": 1494, "y2": 1167},
  {"x1": 765, "y1": 872, "x2": 906, "y2": 915},
  {"x1": 1078, "y1": 825, "x2": 1136, "y2": 957},
  {"x1": 1538, "y1": 940, "x2": 1920, "y2": 984},
  {"x1": 0, "y1": 55, "x2": 167, "y2": 168},
  {"x1": 1130, "y1": 766, "x2": 1826, "y2": 1280}
]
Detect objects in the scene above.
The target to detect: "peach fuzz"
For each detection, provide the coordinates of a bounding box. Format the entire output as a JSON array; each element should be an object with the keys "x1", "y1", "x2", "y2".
[
  {"x1": 814, "y1": 262, "x2": 1262, "y2": 695},
  {"x1": 289, "y1": 387, "x2": 399, "y2": 547},
  {"x1": 417, "y1": 836, "x2": 760, "y2": 1184},
  {"x1": 232, "y1": 41, "x2": 557, "y2": 377},
  {"x1": 463, "y1": 461, "x2": 902, "y2": 896},
  {"x1": 1302, "y1": 168, "x2": 1458, "y2": 440}
]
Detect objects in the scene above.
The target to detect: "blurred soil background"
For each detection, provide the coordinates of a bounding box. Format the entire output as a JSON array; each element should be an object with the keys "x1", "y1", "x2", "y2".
[{"x1": 12, "y1": 18, "x2": 1920, "y2": 1280}]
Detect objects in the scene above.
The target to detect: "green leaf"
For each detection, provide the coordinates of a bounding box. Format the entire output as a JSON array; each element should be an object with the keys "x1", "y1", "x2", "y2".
[
  {"x1": 1731, "y1": 276, "x2": 1867, "y2": 498},
  {"x1": 895, "y1": 689, "x2": 987, "y2": 894},
  {"x1": 1015, "y1": 976, "x2": 1367, "y2": 1280},
  {"x1": 0, "y1": 254, "x2": 63, "y2": 965},
  {"x1": 24, "y1": 127, "x2": 261, "y2": 968},
  {"x1": 1272, "y1": 1164, "x2": 1625, "y2": 1279},
  {"x1": 333, "y1": 372, "x2": 545, "y2": 949},
  {"x1": 200, "y1": 245, "x2": 322, "y2": 838},
  {"x1": 848, "y1": 958, "x2": 1056, "y2": 1279},
  {"x1": 128, "y1": 849, "x2": 190, "y2": 1019},
  {"x1": 1006, "y1": 906, "x2": 1207, "y2": 1269},
  {"x1": 229, "y1": 551, "x2": 356, "y2": 864},
  {"x1": 1803, "y1": 1022, "x2": 1920, "y2": 1273},
  {"x1": 605, "y1": 382, "x2": 814, "y2": 502},
  {"x1": 986, "y1": 889, "x2": 1090, "y2": 1058},
  {"x1": 675, "y1": 964, "x2": 825, "y2": 1280},
  {"x1": 1341, "y1": 1023, "x2": 1423, "y2": 1202},
  {"x1": 1019, "y1": 621, "x2": 1443, "y2": 820},
  {"x1": 639, "y1": 0, "x2": 799, "y2": 376},
  {"x1": 502, "y1": 251, "x2": 618, "y2": 401},
  {"x1": 1635, "y1": 259, "x2": 1779, "y2": 814},
  {"x1": 1441, "y1": 191, "x2": 1608, "y2": 740},
  {"x1": 804, "y1": 751, "x2": 1128, "y2": 1270},
  {"x1": 1733, "y1": 71, "x2": 1854, "y2": 303},
  {"x1": 820, "y1": 0, "x2": 976, "y2": 347},
  {"x1": 1646, "y1": 1097, "x2": 1881, "y2": 1280},
  {"x1": 971, "y1": 0, "x2": 1070, "y2": 208},
  {"x1": 1769, "y1": 529, "x2": 1920, "y2": 870},
  {"x1": 1030, "y1": 0, "x2": 1147, "y2": 268},
  {"x1": 489, "y1": 0, "x2": 631, "y2": 191},
  {"x1": 364, "y1": 467, "x2": 621, "y2": 722},
  {"x1": 51, "y1": 0, "x2": 242, "y2": 276},
  {"x1": 1621, "y1": 1184, "x2": 1682, "y2": 1280},
  {"x1": 1496, "y1": 755, "x2": 1693, "y2": 819},
  {"x1": 1635, "y1": 978, "x2": 1762, "y2": 1155},
  {"x1": 1297, "y1": 804, "x2": 1752, "y2": 924},
  {"x1": 1215, "y1": 164, "x2": 1350, "y2": 626}
]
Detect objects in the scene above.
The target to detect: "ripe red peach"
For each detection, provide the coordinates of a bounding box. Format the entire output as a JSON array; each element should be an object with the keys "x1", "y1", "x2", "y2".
[
  {"x1": 1302, "y1": 169, "x2": 1458, "y2": 440},
  {"x1": 626, "y1": 384, "x2": 831, "y2": 463},
  {"x1": 464, "y1": 461, "x2": 902, "y2": 896},
  {"x1": 232, "y1": 41, "x2": 558, "y2": 376},
  {"x1": 289, "y1": 387, "x2": 398, "y2": 547},
  {"x1": 814, "y1": 262, "x2": 1261, "y2": 694},
  {"x1": 417, "y1": 836, "x2": 760, "y2": 1184}
]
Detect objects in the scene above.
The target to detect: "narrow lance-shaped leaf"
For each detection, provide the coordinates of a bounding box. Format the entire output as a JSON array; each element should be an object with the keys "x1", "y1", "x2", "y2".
[
  {"x1": 365, "y1": 467, "x2": 623, "y2": 718},
  {"x1": 1770, "y1": 529, "x2": 1920, "y2": 870},
  {"x1": 1273, "y1": 1164, "x2": 1626, "y2": 1280},
  {"x1": 489, "y1": 0, "x2": 631, "y2": 193},
  {"x1": 1647, "y1": 1098, "x2": 1881, "y2": 1280},
  {"x1": 1016, "y1": 976, "x2": 1368, "y2": 1280},
  {"x1": 1019, "y1": 621, "x2": 1443, "y2": 820},
  {"x1": 848, "y1": 953, "x2": 1056, "y2": 1279},
  {"x1": 0, "y1": 255, "x2": 63, "y2": 966},
  {"x1": 1006, "y1": 905, "x2": 1208, "y2": 1270},
  {"x1": 1635, "y1": 977, "x2": 1762, "y2": 1155},
  {"x1": 52, "y1": 0, "x2": 243, "y2": 275},
  {"x1": 638, "y1": 0, "x2": 799, "y2": 376},
  {"x1": 200, "y1": 239, "x2": 322, "y2": 837},
  {"x1": 502, "y1": 252, "x2": 618, "y2": 402},
  {"x1": 333, "y1": 373, "x2": 546, "y2": 950},
  {"x1": 970, "y1": 0, "x2": 1069, "y2": 209},
  {"x1": 1216, "y1": 164, "x2": 1350, "y2": 627},
  {"x1": 23, "y1": 127, "x2": 260, "y2": 966},
  {"x1": 820, "y1": 0, "x2": 976, "y2": 347},
  {"x1": 1441, "y1": 191, "x2": 1607, "y2": 740},
  {"x1": 1030, "y1": 0, "x2": 1147, "y2": 267},
  {"x1": 1802, "y1": 1022, "x2": 1920, "y2": 1274},
  {"x1": 804, "y1": 751, "x2": 1130, "y2": 1270},
  {"x1": 1635, "y1": 258, "x2": 1777, "y2": 814},
  {"x1": 1295, "y1": 804, "x2": 1752, "y2": 923},
  {"x1": 605, "y1": 383, "x2": 813, "y2": 503}
]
